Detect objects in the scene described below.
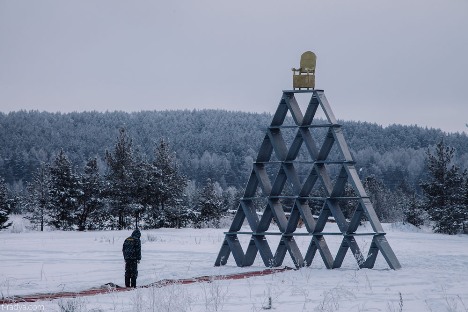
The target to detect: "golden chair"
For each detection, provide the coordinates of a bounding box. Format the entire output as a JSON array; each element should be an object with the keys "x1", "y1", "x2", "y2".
[{"x1": 292, "y1": 51, "x2": 316, "y2": 90}]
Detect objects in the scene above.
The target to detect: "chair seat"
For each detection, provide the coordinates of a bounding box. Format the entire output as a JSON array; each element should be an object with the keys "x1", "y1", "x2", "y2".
[{"x1": 293, "y1": 74, "x2": 315, "y2": 89}]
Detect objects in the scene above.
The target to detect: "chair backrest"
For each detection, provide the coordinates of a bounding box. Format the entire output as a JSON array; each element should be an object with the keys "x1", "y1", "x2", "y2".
[{"x1": 299, "y1": 51, "x2": 316, "y2": 73}]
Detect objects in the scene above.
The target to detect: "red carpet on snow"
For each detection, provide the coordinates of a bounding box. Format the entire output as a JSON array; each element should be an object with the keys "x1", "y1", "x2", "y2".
[{"x1": 0, "y1": 267, "x2": 292, "y2": 304}]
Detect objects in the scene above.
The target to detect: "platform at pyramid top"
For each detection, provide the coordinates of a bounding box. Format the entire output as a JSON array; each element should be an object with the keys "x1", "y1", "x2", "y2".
[{"x1": 215, "y1": 89, "x2": 401, "y2": 270}]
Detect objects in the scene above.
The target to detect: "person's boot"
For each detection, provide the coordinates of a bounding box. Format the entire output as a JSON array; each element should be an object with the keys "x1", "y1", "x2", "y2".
[
  {"x1": 131, "y1": 276, "x2": 137, "y2": 288},
  {"x1": 125, "y1": 276, "x2": 131, "y2": 288}
]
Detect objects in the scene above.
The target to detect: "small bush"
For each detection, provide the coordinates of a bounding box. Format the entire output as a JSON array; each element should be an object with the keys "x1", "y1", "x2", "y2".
[{"x1": 58, "y1": 298, "x2": 87, "y2": 312}]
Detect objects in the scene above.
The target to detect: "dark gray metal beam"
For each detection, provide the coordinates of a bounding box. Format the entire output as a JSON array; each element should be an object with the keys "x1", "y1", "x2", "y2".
[
  {"x1": 317, "y1": 128, "x2": 335, "y2": 161},
  {"x1": 299, "y1": 128, "x2": 320, "y2": 159},
  {"x1": 242, "y1": 238, "x2": 259, "y2": 266},
  {"x1": 315, "y1": 90, "x2": 338, "y2": 124},
  {"x1": 285, "y1": 205, "x2": 302, "y2": 234},
  {"x1": 307, "y1": 235, "x2": 334, "y2": 269},
  {"x1": 228, "y1": 206, "x2": 246, "y2": 232},
  {"x1": 330, "y1": 165, "x2": 348, "y2": 197},
  {"x1": 270, "y1": 167, "x2": 287, "y2": 196},
  {"x1": 225, "y1": 235, "x2": 245, "y2": 267},
  {"x1": 300, "y1": 167, "x2": 319, "y2": 196},
  {"x1": 373, "y1": 235, "x2": 402, "y2": 270},
  {"x1": 314, "y1": 203, "x2": 331, "y2": 233},
  {"x1": 270, "y1": 96, "x2": 289, "y2": 126},
  {"x1": 325, "y1": 199, "x2": 349, "y2": 233},
  {"x1": 243, "y1": 170, "x2": 259, "y2": 198},
  {"x1": 214, "y1": 238, "x2": 230, "y2": 266},
  {"x1": 256, "y1": 134, "x2": 274, "y2": 163},
  {"x1": 253, "y1": 235, "x2": 276, "y2": 267},
  {"x1": 284, "y1": 93, "x2": 304, "y2": 126},
  {"x1": 283, "y1": 236, "x2": 304, "y2": 268},
  {"x1": 268, "y1": 128, "x2": 288, "y2": 161},
  {"x1": 268, "y1": 200, "x2": 288, "y2": 232},
  {"x1": 253, "y1": 163, "x2": 272, "y2": 195},
  {"x1": 286, "y1": 131, "x2": 305, "y2": 161},
  {"x1": 273, "y1": 238, "x2": 288, "y2": 267},
  {"x1": 362, "y1": 238, "x2": 379, "y2": 269},
  {"x1": 302, "y1": 92, "x2": 320, "y2": 125},
  {"x1": 282, "y1": 163, "x2": 302, "y2": 194},
  {"x1": 295, "y1": 200, "x2": 317, "y2": 233},
  {"x1": 240, "y1": 200, "x2": 259, "y2": 231},
  {"x1": 257, "y1": 205, "x2": 274, "y2": 233}
]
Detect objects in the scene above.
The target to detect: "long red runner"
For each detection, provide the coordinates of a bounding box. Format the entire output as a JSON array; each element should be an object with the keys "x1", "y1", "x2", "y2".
[{"x1": 0, "y1": 267, "x2": 292, "y2": 304}]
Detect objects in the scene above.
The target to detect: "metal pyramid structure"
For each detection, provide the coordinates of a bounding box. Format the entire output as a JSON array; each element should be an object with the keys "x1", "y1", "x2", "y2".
[{"x1": 215, "y1": 89, "x2": 401, "y2": 270}]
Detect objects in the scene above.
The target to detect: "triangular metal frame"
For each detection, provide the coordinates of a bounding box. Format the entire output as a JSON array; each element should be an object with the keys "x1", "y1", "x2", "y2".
[{"x1": 215, "y1": 90, "x2": 401, "y2": 270}]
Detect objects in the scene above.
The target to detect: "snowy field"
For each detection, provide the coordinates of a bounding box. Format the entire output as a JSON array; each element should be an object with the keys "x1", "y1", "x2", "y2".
[{"x1": 1, "y1": 218, "x2": 468, "y2": 312}]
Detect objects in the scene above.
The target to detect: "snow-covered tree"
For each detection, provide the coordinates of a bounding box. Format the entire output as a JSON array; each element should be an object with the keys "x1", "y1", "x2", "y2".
[
  {"x1": 135, "y1": 160, "x2": 159, "y2": 227},
  {"x1": 154, "y1": 139, "x2": 187, "y2": 211},
  {"x1": 363, "y1": 175, "x2": 388, "y2": 221},
  {"x1": 339, "y1": 183, "x2": 358, "y2": 220},
  {"x1": 197, "y1": 178, "x2": 224, "y2": 227},
  {"x1": 49, "y1": 149, "x2": 80, "y2": 230},
  {"x1": 420, "y1": 140, "x2": 467, "y2": 234},
  {"x1": 0, "y1": 177, "x2": 12, "y2": 230},
  {"x1": 26, "y1": 163, "x2": 52, "y2": 231},
  {"x1": 402, "y1": 194, "x2": 425, "y2": 228},
  {"x1": 76, "y1": 157, "x2": 105, "y2": 231},
  {"x1": 105, "y1": 128, "x2": 136, "y2": 229},
  {"x1": 222, "y1": 186, "x2": 241, "y2": 213},
  {"x1": 464, "y1": 177, "x2": 468, "y2": 233},
  {"x1": 144, "y1": 139, "x2": 188, "y2": 228}
]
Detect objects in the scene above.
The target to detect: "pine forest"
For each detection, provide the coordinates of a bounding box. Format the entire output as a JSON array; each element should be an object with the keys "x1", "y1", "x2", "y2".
[{"x1": 1, "y1": 109, "x2": 467, "y2": 234}]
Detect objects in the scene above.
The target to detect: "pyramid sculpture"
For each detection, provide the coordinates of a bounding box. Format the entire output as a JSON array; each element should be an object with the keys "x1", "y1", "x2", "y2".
[{"x1": 215, "y1": 89, "x2": 401, "y2": 270}]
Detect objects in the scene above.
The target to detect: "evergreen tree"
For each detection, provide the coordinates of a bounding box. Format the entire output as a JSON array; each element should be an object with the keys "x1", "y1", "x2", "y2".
[
  {"x1": 49, "y1": 149, "x2": 80, "y2": 230},
  {"x1": 465, "y1": 177, "x2": 468, "y2": 207},
  {"x1": 403, "y1": 194, "x2": 425, "y2": 227},
  {"x1": 182, "y1": 181, "x2": 199, "y2": 208},
  {"x1": 198, "y1": 178, "x2": 223, "y2": 227},
  {"x1": 420, "y1": 140, "x2": 467, "y2": 234},
  {"x1": 105, "y1": 128, "x2": 137, "y2": 229},
  {"x1": 26, "y1": 163, "x2": 52, "y2": 231},
  {"x1": 222, "y1": 186, "x2": 241, "y2": 213},
  {"x1": 76, "y1": 158, "x2": 105, "y2": 231},
  {"x1": 145, "y1": 139, "x2": 188, "y2": 228},
  {"x1": 137, "y1": 160, "x2": 161, "y2": 228},
  {"x1": 363, "y1": 175, "x2": 389, "y2": 221},
  {"x1": 158, "y1": 195, "x2": 195, "y2": 229},
  {"x1": 154, "y1": 139, "x2": 187, "y2": 211},
  {"x1": 339, "y1": 184, "x2": 358, "y2": 220},
  {"x1": 0, "y1": 177, "x2": 12, "y2": 230},
  {"x1": 464, "y1": 177, "x2": 468, "y2": 233}
]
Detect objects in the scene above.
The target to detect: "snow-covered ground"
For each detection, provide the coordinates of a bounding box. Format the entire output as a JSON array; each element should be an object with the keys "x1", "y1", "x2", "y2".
[{"x1": 1, "y1": 218, "x2": 468, "y2": 311}]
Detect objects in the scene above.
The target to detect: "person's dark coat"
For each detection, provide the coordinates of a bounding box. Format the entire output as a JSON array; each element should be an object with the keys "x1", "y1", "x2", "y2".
[
  {"x1": 122, "y1": 229, "x2": 142, "y2": 287},
  {"x1": 122, "y1": 229, "x2": 141, "y2": 261}
]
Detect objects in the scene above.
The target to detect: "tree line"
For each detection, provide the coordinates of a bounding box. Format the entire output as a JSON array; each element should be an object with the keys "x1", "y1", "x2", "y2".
[
  {"x1": 0, "y1": 110, "x2": 467, "y2": 234},
  {"x1": 0, "y1": 129, "x2": 236, "y2": 231},
  {"x1": 1, "y1": 110, "x2": 467, "y2": 191}
]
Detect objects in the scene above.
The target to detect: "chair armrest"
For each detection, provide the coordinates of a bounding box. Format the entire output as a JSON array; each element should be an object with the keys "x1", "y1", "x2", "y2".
[{"x1": 302, "y1": 68, "x2": 314, "y2": 73}]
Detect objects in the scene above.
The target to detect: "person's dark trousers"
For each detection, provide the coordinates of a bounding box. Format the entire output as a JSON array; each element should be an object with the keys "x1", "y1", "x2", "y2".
[{"x1": 125, "y1": 260, "x2": 138, "y2": 288}]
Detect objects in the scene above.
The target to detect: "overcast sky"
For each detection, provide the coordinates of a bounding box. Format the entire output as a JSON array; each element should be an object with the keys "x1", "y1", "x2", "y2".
[{"x1": 1, "y1": 0, "x2": 467, "y2": 133}]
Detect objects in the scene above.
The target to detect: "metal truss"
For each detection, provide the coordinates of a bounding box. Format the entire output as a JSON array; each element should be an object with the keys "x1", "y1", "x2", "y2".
[{"x1": 215, "y1": 90, "x2": 401, "y2": 270}]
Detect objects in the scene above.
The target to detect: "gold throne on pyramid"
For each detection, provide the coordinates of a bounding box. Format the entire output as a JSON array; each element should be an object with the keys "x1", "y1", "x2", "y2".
[
  {"x1": 292, "y1": 51, "x2": 316, "y2": 90},
  {"x1": 214, "y1": 51, "x2": 401, "y2": 270}
]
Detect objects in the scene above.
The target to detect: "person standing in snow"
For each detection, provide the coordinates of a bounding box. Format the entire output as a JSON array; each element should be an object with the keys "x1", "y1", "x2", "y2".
[{"x1": 122, "y1": 228, "x2": 142, "y2": 288}]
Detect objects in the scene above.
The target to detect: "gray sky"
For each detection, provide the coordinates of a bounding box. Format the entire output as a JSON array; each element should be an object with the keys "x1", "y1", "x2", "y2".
[{"x1": 1, "y1": 0, "x2": 467, "y2": 133}]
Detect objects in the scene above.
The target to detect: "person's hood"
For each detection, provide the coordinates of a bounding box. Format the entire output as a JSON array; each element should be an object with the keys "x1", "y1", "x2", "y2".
[{"x1": 131, "y1": 229, "x2": 141, "y2": 238}]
